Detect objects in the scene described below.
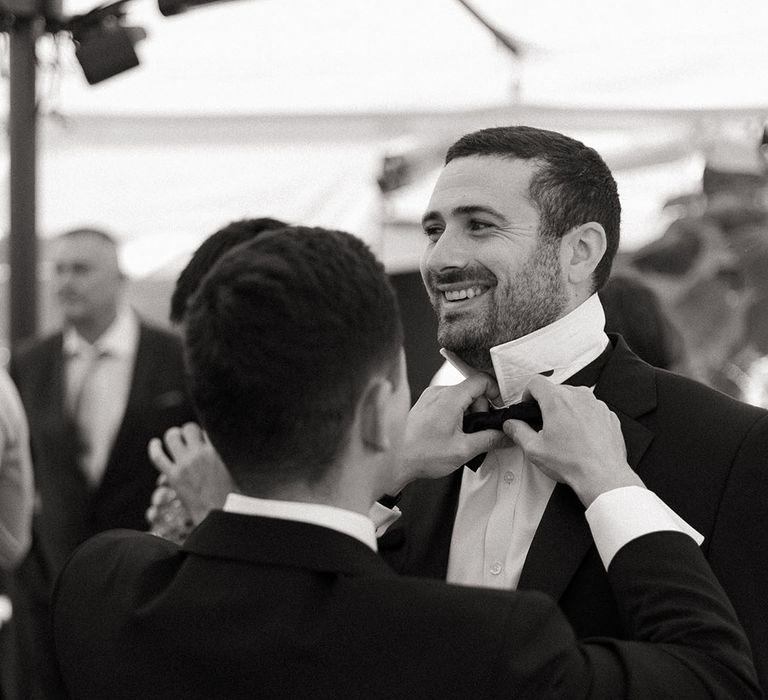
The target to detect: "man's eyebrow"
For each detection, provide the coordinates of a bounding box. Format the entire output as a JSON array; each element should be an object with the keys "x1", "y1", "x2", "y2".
[
  {"x1": 421, "y1": 210, "x2": 442, "y2": 226},
  {"x1": 421, "y1": 205, "x2": 509, "y2": 227},
  {"x1": 452, "y1": 205, "x2": 508, "y2": 222}
]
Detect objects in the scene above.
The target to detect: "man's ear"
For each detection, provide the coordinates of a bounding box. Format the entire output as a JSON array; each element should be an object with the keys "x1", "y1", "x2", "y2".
[
  {"x1": 562, "y1": 222, "x2": 607, "y2": 286},
  {"x1": 358, "y1": 376, "x2": 392, "y2": 453}
]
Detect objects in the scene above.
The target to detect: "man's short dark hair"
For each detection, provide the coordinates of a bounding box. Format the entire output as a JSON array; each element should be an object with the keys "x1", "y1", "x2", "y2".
[
  {"x1": 445, "y1": 125, "x2": 621, "y2": 290},
  {"x1": 170, "y1": 217, "x2": 288, "y2": 324},
  {"x1": 184, "y1": 226, "x2": 404, "y2": 494},
  {"x1": 57, "y1": 227, "x2": 120, "y2": 248}
]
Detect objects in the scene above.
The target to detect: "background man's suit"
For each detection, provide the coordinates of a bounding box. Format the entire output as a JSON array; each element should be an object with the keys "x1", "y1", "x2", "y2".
[
  {"x1": 380, "y1": 335, "x2": 768, "y2": 688},
  {"x1": 52, "y1": 510, "x2": 758, "y2": 700},
  {"x1": 8, "y1": 320, "x2": 196, "y2": 699}
]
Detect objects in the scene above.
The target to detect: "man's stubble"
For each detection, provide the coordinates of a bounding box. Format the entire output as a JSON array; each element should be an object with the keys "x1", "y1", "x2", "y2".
[{"x1": 434, "y1": 236, "x2": 568, "y2": 371}]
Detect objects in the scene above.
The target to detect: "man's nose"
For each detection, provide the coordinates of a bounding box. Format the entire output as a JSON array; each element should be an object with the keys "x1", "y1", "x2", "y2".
[
  {"x1": 55, "y1": 271, "x2": 73, "y2": 287},
  {"x1": 423, "y1": 225, "x2": 472, "y2": 274},
  {"x1": 54, "y1": 268, "x2": 78, "y2": 290}
]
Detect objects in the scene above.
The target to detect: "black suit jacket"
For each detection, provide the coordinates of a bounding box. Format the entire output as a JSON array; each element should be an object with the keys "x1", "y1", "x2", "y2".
[
  {"x1": 11, "y1": 321, "x2": 196, "y2": 577},
  {"x1": 380, "y1": 335, "x2": 768, "y2": 688},
  {"x1": 52, "y1": 512, "x2": 759, "y2": 699}
]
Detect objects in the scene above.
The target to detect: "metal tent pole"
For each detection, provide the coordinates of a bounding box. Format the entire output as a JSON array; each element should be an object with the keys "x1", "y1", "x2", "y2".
[{"x1": 8, "y1": 14, "x2": 39, "y2": 348}]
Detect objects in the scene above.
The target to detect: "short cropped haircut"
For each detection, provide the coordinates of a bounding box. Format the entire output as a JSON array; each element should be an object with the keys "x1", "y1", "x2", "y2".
[
  {"x1": 446, "y1": 126, "x2": 621, "y2": 290},
  {"x1": 184, "y1": 226, "x2": 404, "y2": 493},
  {"x1": 56, "y1": 227, "x2": 119, "y2": 248},
  {"x1": 170, "y1": 217, "x2": 287, "y2": 324}
]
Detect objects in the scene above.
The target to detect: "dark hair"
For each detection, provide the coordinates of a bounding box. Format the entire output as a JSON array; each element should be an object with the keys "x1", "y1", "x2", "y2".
[
  {"x1": 599, "y1": 274, "x2": 686, "y2": 370},
  {"x1": 170, "y1": 217, "x2": 288, "y2": 324},
  {"x1": 184, "y1": 226, "x2": 404, "y2": 493},
  {"x1": 445, "y1": 125, "x2": 621, "y2": 290}
]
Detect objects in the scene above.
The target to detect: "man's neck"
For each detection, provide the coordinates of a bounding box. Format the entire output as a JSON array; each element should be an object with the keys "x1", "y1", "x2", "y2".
[
  {"x1": 223, "y1": 493, "x2": 378, "y2": 551},
  {"x1": 70, "y1": 309, "x2": 118, "y2": 345},
  {"x1": 489, "y1": 294, "x2": 608, "y2": 405},
  {"x1": 439, "y1": 294, "x2": 608, "y2": 406},
  {"x1": 251, "y1": 479, "x2": 376, "y2": 518}
]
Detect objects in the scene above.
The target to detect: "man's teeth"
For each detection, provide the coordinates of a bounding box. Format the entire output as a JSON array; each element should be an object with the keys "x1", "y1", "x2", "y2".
[{"x1": 444, "y1": 287, "x2": 485, "y2": 301}]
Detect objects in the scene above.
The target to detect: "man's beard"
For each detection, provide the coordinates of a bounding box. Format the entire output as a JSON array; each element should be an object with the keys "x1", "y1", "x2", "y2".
[{"x1": 433, "y1": 237, "x2": 568, "y2": 371}]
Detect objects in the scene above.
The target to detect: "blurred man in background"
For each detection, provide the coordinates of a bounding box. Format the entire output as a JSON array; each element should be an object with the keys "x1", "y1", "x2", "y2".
[{"x1": 9, "y1": 227, "x2": 195, "y2": 699}]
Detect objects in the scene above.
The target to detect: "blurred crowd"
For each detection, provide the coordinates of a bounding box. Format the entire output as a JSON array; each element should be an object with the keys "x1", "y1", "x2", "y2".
[{"x1": 610, "y1": 134, "x2": 768, "y2": 405}]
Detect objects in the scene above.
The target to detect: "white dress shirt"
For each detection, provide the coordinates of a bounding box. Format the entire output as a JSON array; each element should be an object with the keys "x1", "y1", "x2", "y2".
[
  {"x1": 64, "y1": 306, "x2": 139, "y2": 487},
  {"x1": 434, "y1": 295, "x2": 702, "y2": 588},
  {"x1": 224, "y1": 493, "x2": 378, "y2": 551}
]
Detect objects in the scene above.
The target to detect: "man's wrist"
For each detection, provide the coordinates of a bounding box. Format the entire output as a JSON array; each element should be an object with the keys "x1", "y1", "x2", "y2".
[
  {"x1": 387, "y1": 455, "x2": 423, "y2": 495},
  {"x1": 570, "y1": 465, "x2": 644, "y2": 508}
]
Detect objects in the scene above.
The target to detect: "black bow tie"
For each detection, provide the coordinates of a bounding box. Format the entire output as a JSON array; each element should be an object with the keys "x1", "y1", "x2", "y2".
[{"x1": 461, "y1": 342, "x2": 613, "y2": 471}]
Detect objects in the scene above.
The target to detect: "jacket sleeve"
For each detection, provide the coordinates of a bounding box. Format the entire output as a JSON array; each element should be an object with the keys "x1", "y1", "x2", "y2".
[
  {"x1": 493, "y1": 532, "x2": 761, "y2": 699},
  {"x1": 707, "y1": 411, "x2": 768, "y2": 692}
]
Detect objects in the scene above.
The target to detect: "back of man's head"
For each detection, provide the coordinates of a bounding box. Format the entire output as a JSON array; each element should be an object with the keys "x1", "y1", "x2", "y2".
[
  {"x1": 445, "y1": 125, "x2": 621, "y2": 290},
  {"x1": 170, "y1": 217, "x2": 288, "y2": 324},
  {"x1": 184, "y1": 226, "x2": 404, "y2": 494}
]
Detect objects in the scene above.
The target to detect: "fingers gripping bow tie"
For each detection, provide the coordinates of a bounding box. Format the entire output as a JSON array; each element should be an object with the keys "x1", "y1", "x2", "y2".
[{"x1": 460, "y1": 343, "x2": 613, "y2": 471}]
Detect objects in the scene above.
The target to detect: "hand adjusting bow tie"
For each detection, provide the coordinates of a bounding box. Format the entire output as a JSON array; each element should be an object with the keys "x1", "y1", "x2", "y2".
[{"x1": 461, "y1": 343, "x2": 613, "y2": 471}]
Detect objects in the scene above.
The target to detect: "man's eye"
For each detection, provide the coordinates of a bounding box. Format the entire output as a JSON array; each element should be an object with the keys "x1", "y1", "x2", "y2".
[
  {"x1": 422, "y1": 226, "x2": 443, "y2": 242},
  {"x1": 468, "y1": 220, "x2": 493, "y2": 231}
]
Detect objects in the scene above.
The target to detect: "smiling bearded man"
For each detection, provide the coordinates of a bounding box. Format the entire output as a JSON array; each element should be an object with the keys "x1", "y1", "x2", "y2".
[
  {"x1": 378, "y1": 125, "x2": 768, "y2": 690},
  {"x1": 423, "y1": 232, "x2": 566, "y2": 372}
]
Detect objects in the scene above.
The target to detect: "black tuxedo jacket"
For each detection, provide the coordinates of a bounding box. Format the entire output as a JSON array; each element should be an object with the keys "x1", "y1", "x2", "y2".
[
  {"x1": 380, "y1": 335, "x2": 768, "y2": 688},
  {"x1": 52, "y1": 512, "x2": 758, "y2": 699},
  {"x1": 11, "y1": 321, "x2": 196, "y2": 577}
]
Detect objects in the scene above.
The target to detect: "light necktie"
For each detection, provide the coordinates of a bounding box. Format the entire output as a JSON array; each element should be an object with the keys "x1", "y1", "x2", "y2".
[{"x1": 72, "y1": 348, "x2": 111, "y2": 486}]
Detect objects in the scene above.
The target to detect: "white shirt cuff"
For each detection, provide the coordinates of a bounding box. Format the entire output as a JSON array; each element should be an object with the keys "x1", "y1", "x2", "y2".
[
  {"x1": 585, "y1": 485, "x2": 704, "y2": 569},
  {"x1": 369, "y1": 502, "x2": 402, "y2": 538}
]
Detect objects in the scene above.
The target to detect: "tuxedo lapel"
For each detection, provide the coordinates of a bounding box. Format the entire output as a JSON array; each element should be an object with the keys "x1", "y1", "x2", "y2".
[
  {"x1": 378, "y1": 469, "x2": 463, "y2": 578},
  {"x1": 98, "y1": 322, "x2": 172, "y2": 497},
  {"x1": 594, "y1": 335, "x2": 657, "y2": 472},
  {"x1": 518, "y1": 335, "x2": 656, "y2": 600},
  {"x1": 21, "y1": 336, "x2": 93, "y2": 570},
  {"x1": 104, "y1": 323, "x2": 152, "y2": 470},
  {"x1": 38, "y1": 335, "x2": 88, "y2": 488},
  {"x1": 517, "y1": 483, "x2": 591, "y2": 597}
]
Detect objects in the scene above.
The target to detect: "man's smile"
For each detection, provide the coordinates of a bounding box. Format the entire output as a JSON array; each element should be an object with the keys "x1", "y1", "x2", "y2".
[{"x1": 438, "y1": 283, "x2": 492, "y2": 304}]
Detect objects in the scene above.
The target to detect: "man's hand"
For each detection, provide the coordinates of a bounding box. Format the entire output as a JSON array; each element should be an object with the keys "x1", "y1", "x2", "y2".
[
  {"x1": 146, "y1": 476, "x2": 194, "y2": 544},
  {"x1": 439, "y1": 348, "x2": 503, "y2": 410},
  {"x1": 387, "y1": 374, "x2": 512, "y2": 494},
  {"x1": 147, "y1": 422, "x2": 233, "y2": 525},
  {"x1": 504, "y1": 376, "x2": 643, "y2": 507}
]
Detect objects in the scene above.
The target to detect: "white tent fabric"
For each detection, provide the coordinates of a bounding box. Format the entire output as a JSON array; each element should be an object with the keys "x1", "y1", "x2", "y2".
[
  {"x1": 49, "y1": 0, "x2": 768, "y2": 114},
  {"x1": 2, "y1": 0, "x2": 768, "y2": 293}
]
